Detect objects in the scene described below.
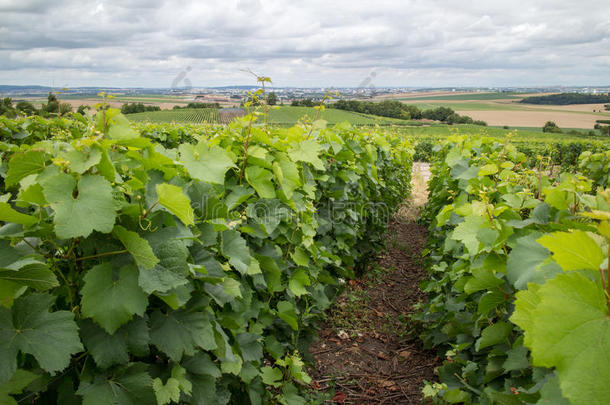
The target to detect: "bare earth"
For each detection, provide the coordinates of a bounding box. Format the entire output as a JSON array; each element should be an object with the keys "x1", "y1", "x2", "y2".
[
  {"x1": 310, "y1": 163, "x2": 436, "y2": 404},
  {"x1": 457, "y1": 110, "x2": 601, "y2": 128}
]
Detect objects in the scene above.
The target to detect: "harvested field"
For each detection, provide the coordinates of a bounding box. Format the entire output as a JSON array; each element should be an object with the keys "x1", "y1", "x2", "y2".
[{"x1": 457, "y1": 109, "x2": 603, "y2": 128}]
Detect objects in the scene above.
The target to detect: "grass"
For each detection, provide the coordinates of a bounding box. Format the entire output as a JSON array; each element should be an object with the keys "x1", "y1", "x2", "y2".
[
  {"x1": 266, "y1": 106, "x2": 413, "y2": 126},
  {"x1": 396, "y1": 124, "x2": 605, "y2": 142},
  {"x1": 402, "y1": 101, "x2": 533, "y2": 111},
  {"x1": 397, "y1": 92, "x2": 521, "y2": 101},
  {"x1": 327, "y1": 264, "x2": 393, "y2": 337}
]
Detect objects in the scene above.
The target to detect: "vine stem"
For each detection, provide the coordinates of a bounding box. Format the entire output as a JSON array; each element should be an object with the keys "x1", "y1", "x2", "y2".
[
  {"x1": 606, "y1": 243, "x2": 610, "y2": 315},
  {"x1": 75, "y1": 249, "x2": 128, "y2": 262},
  {"x1": 141, "y1": 200, "x2": 159, "y2": 220},
  {"x1": 238, "y1": 107, "x2": 255, "y2": 184}
]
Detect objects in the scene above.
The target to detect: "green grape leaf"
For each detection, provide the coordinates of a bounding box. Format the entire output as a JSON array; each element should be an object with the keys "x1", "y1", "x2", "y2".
[
  {"x1": 288, "y1": 269, "x2": 310, "y2": 297},
  {"x1": 0, "y1": 202, "x2": 37, "y2": 225},
  {"x1": 225, "y1": 186, "x2": 255, "y2": 210},
  {"x1": 222, "y1": 278, "x2": 242, "y2": 298},
  {"x1": 477, "y1": 291, "x2": 505, "y2": 316},
  {"x1": 221, "y1": 230, "x2": 250, "y2": 275},
  {"x1": 510, "y1": 284, "x2": 541, "y2": 348},
  {"x1": 81, "y1": 263, "x2": 148, "y2": 334},
  {"x1": 0, "y1": 294, "x2": 82, "y2": 383},
  {"x1": 188, "y1": 374, "x2": 217, "y2": 405},
  {"x1": 507, "y1": 233, "x2": 560, "y2": 289},
  {"x1": 183, "y1": 353, "x2": 221, "y2": 378},
  {"x1": 179, "y1": 143, "x2": 235, "y2": 185},
  {"x1": 77, "y1": 363, "x2": 155, "y2": 405},
  {"x1": 502, "y1": 345, "x2": 529, "y2": 371},
  {"x1": 0, "y1": 262, "x2": 59, "y2": 291},
  {"x1": 475, "y1": 322, "x2": 512, "y2": 351},
  {"x1": 80, "y1": 320, "x2": 129, "y2": 369},
  {"x1": 5, "y1": 150, "x2": 47, "y2": 187},
  {"x1": 0, "y1": 369, "x2": 38, "y2": 405},
  {"x1": 61, "y1": 147, "x2": 102, "y2": 174},
  {"x1": 272, "y1": 154, "x2": 301, "y2": 200},
  {"x1": 257, "y1": 255, "x2": 283, "y2": 293},
  {"x1": 80, "y1": 318, "x2": 150, "y2": 369},
  {"x1": 281, "y1": 383, "x2": 307, "y2": 405},
  {"x1": 288, "y1": 140, "x2": 325, "y2": 170},
  {"x1": 537, "y1": 375, "x2": 570, "y2": 405},
  {"x1": 236, "y1": 333, "x2": 263, "y2": 362},
  {"x1": 537, "y1": 231, "x2": 605, "y2": 271},
  {"x1": 170, "y1": 365, "x2": 192, "y2": 396},
  {"x1": 463, "y1": 265, "x2": 503, "y2": 294},
  {"x1": 478, "y1": 163, "x2": 498, "y2": 176},
  {"x1": 42, "y1": 173, "x2": 117, "y2": 239},
  {"x1": 156, "y1": 183, "x2": 194, "y2": 226},
  {"x1": 113, "y1": 225, "x2": 159, "y2": 270},
  {"x1": 544, "y1": 187, "x2": 569, "y2": 210},
  {"x1": 152, "y1": 377, "x2": 180, "y2": 405},
  {"x1": 451, "y1": 215, "x2": 488, "y2": 255},
  {"x1": 245, "y1": 166, "x2": 276, "y2": 199},
  {"x1": 513, "y1": 272, "x2": 610, "y2": 405},
  {"x1": 277, "y1": 301, "x2": 298, "y2": 331},
  {"x1": 108, "y1": 123, "x2": 139, "y2": 140},
  {"x1": 150, "y1": 310, "x2": 216, "y2": 361},
  {"x1": 260, "y1": 366, "x2": 283, "y2": 387},
  {"x1": 139, "y1": 235, "x2": 189, "y2": 294}
]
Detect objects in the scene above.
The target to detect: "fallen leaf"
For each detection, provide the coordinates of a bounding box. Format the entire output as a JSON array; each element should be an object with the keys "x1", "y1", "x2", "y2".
[
  {"x1": 377, "y1": 351, "x2": 390, "y2": 360},
  {"x1": 337, "y1": 330, "x2": 350, "y2": 340},
  {"x1": 333, "y1": 391, "x2": 347, "y2": 403},
  {"x1": 379, "y1": 380, "x2": 395, "y2": 388},
  {"x1": 399, "y1": 350, "x2": 411, "y2": 359}
]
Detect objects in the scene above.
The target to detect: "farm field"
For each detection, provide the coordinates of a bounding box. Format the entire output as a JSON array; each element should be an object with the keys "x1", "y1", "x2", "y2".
[
  {"x1": 391, "y1": 91, "x2": 610, "y2": 128},
  {"x1": 126, "y1": 106, "x2": 416, "y2": 126},
  {"x1": 396, "y1": 123, "x2": 601, "y2": 141},
  {"x1": 127, "y1": 108, "x2": 220, "y2": 123},
  {"x1": 456, "y1": 108, "x2": 608, "y2": 128},
  {"x1": 392, "y1": 91, "x2": 522, "y2": 101},
  {"x1": 265, "y1": 106, "x2": 413, "y2": 125}
]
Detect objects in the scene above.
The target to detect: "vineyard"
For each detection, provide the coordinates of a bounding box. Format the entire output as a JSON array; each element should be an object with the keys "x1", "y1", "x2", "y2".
[
  {"x1": 126, "y1": 106, "x2": 414, "y2": 126},
  {"x1": 0, "y1": 110, "x2": 412, "y2": 404},
  {"x1": 128, "y1": 108, "x2": 221, "y2": 124},
  {"x1": 0, "y1": 110, "x2": 609, "y2": 405},
  {"x1": 417, "y1": 138, "x2": 610, "y2": 404}
]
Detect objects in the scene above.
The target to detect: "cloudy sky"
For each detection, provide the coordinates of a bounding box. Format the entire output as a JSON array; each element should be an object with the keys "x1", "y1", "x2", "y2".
[{"x1": 0, "y1": 0, "x2": 609, "y2": 88}]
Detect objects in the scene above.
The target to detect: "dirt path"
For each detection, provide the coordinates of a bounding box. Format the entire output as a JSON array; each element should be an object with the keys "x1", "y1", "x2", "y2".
[{"x1": 309, "y1": 164, "x2": 438, "y2": 404}]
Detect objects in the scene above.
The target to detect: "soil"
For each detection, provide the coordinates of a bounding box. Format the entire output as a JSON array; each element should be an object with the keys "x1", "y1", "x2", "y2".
[
  {"x1": 309, "y1": 164, "x2": 439, "y2": 404},
  {"x1": 456, "y1": 109, "x2": 603, "y2": 129}
]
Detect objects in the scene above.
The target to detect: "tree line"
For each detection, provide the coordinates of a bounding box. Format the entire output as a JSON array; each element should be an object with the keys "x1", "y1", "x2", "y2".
[
  {"x1": 0, "y1": 93, "x2": 74, "y2": 118},
  {"x1": 521, "y1": 92, "x2": 610, "y2": 105},
  {"x1": 172, "y1": 102, "x2": 221, "y2": 109},
  {"x1": 328, "y1": 99, "x2": 487, "y2": 125},
  {"x1": 120, "y1": 103, "x2": 161, "y2": 114}
]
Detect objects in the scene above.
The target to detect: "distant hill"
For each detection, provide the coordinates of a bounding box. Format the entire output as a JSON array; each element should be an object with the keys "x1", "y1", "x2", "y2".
[{"x1": 520, "y1": 92, "x2": 610, "y2": 105}]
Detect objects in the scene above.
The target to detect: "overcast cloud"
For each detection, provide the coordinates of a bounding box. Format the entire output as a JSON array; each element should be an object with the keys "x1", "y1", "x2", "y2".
[{"x1": 0, "y1": 0, "x2": 609, "y2": 87}]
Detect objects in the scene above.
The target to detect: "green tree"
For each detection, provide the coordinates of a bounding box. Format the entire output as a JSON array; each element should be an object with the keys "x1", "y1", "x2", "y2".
[
  {"x1": 266, "y1": 92, "x2": 278, "y2": 106},
  {"x1": 16, "y1": 101, "x2": 37, "y2": 116},
  {"x1": 0, "y1": 97, "x2": 16, "y2": 117},
  {"x1": 543, "y1": 121, "x2": 562, "y2": 133}
]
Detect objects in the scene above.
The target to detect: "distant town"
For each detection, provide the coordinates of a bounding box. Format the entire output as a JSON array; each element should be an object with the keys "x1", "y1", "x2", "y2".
[{"x1": 1, "y1": 85, "x2": 609, "y2": 106}]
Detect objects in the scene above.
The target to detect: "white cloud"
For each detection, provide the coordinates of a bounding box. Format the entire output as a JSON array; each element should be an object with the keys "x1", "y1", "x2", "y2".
[{"x1": 0, "y1": 0, "x2": 608, "y2": 87}]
